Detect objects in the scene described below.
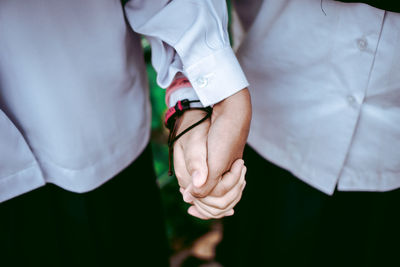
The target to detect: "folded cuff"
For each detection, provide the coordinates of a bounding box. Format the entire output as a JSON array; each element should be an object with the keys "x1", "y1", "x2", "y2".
[{"x1": 183, "y1": 47, "x2": 249, "y2": 107}]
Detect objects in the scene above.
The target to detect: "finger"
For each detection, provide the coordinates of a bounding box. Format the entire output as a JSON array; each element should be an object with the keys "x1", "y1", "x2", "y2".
[
  {"x1": 178, "y1": 186, "x2": 194, "y2": 204},
  {"x1": 193, "y1": 166, "x2": 246, "y2": 217},
  {"x1": 174, "y1": 147, "x2": 195, "y2": 203},
  {"x1": 173, "y1": 144, "x2": 192, "y2": 189},
  {"x1": 188, "y1": 205, "x2": 235, "y2": 220},
  {"x1": 187, "y1": 158, "x2": 243, "y2": 199},
  {"x1": 179, "y1": 129, "x2": 209, "y2": 190},
  {"x1": 182, "y1": 184, "x2": 195, "y2": 204},
  {"x1": 187, "y1": 205, "x2": 209, "y2": 220},
  {"x1": 192, "y1": 203, "x2": 236, "y2": 219},
  {"x1": 176, "y1": 111, "x2": 210, "y2": 189},
  {"x1": 197, "y1": 166, "x2": 247, "y2": 211},
  {"x1": 208, "y1": 160, "x2": 245, "y2": 198},
  {"x1": 193, "y1": 177, "x2": 246, "y2": 217}
]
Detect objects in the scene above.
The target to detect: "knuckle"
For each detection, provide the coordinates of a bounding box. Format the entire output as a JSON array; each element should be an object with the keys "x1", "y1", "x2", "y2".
[
  {"x1": 186, "y1": 161, "x2": 198, "y2": 174},
  {"x1": 188, "y1": 151, "x2": 205, "y2": 163},
  {"x1": 192, "y1": 190, "x2": 207, "y2": 198},
  {"x1": 214, "y1": 213, "x2": 226, "y2": 219},
  {"x1": 185, "y1": 159, "x2": 205, "y2": 173},
  {"x1": 214, "y1": 184, "x2": 229, "y2": 197},
  {"x1": 212, "y1": 188, "x2": 224, "y2": 197},
  {"x1": 214, "y1": 203, "x2": 225, "y2": 210},
  {"x1": 209, "y1": 210, "x2": 221, "y2": 217},
  {"x1": 214, "y1": 200, "x2": 227, "y2": 210},
  {"x1": 174, "y1": 169, "x2": 185, "y2": 181},
  {"x1": 195, "y1": 194, "x2": 206, "y2": 199}
]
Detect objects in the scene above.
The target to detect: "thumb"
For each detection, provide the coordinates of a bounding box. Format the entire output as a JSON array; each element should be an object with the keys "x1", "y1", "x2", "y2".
[
  {"x1": 174, "y1": 109, "x2": 210, "y2": 189},
  {"x1": 181, "y1": 128, "x2": 208, "y2": 188}
]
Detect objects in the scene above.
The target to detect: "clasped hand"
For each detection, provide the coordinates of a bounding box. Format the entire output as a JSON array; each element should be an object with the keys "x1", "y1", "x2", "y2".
[{"x1": 173, "y1": 89, "x2": 251, "y2": 219}]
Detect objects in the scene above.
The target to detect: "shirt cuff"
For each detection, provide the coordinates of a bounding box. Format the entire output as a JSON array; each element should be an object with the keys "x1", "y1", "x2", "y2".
[
  {"x1": 183, "y1": 47, "x2": 249, "y2": 107},
  {"x1": 168, "y1": 87, "x2": 203, "y2": 108}
]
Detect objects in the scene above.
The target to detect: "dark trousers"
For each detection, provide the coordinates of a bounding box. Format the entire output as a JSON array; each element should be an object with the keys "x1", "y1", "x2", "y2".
[
  {"x1": 0, "y1": 145, "x2": 169, "y2": 267},
  {"x1": 217, "y1": 145, "x2": 400, "y2": 267}
]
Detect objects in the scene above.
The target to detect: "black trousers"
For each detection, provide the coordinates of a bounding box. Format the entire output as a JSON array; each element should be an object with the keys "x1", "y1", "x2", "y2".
[
  {"x1": 0, "y1": 145, "x2": 169, "y2": 267},
  {"x1": 217, "y1": 145, "x2": 400, "y2": 267}
]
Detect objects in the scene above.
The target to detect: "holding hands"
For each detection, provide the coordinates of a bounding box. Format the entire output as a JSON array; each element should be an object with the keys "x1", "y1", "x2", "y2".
[{"x1": 171, "y1": 89, "x2": 252, "y2": 219}]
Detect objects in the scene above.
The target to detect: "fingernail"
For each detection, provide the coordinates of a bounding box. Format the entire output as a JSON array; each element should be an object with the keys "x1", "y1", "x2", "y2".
[
  {"x1": 183, "y1": 191, "x2": 193, "y2": 203},
  {"x1": 188, "y1": 206, "x2": 201, "y2": 217},
  {"x1": 187, "y1": 206, "x2": 196, "y2": 216},
  {"x1": 241, "y1": 182, "x2": 246, "y2": 191},
  {"x1": 233, "y1": 159, "x2": 244, "y2": 172},
  {"x1": 240, "y1": 166, "x2": 247, "y2": 177},
  {"x1": 192, "y1": 171, "x2": 206, "y2": 188},
  {"x1": 227, "y1": 210, "x2": 235, "y2": 216}
]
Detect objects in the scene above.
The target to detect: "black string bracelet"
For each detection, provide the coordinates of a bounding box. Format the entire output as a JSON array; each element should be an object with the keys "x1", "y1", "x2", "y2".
[{"x1": 165, "y1": 99, "x2": 212, "y2": 176}]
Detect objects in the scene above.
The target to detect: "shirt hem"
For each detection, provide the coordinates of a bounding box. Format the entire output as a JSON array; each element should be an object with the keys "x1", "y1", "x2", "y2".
[
  {"x1": 0, "y1": 163, "x2": 46, "y2": 203},
  {"x1": 43, "y1": 133, "x2": 150, "y2": 193}
]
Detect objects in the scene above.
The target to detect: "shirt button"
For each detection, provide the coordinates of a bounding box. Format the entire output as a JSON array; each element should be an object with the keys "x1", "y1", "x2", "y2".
[
  {"x1": 357, "y1": 38, "x2": 368, "y2": 51},
  {"x1": 347, "y1": 95, "x2": 356, "y2": 105},
  {"x1": 195, "y1": 77, "x2": 208, "y2": 88}
]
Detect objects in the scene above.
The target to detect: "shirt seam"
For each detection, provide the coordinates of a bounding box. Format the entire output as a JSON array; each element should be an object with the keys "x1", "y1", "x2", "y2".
[{"x1": 0, "y1": 162, "x2": 40, "y2": 184}]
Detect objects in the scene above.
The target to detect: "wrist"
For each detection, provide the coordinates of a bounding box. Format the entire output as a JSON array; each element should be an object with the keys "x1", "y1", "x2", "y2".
[
  {"x1": 166, "y1": 73, "x2": 202, "y2": 108},
  {"x1": 213, "y1": 88, "x2": 251, "y2": 120}
]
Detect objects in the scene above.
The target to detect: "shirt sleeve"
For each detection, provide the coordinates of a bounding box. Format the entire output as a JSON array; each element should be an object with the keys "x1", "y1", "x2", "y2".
[{"x1": 124, "y1": 0, "x2": 249, "y2": 107}]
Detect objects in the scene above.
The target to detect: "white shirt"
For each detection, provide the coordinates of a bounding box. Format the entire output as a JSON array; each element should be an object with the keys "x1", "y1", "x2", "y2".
[
  {"x1": 233, "y1": 0, "x2": 400, "y2": 195},
  {"x1": 0, "y1": 0, "x2": 248, "y2": 203}
]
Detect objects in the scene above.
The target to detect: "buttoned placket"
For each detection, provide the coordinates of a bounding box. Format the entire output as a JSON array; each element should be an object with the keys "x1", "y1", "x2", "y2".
[{"x1": 336, "y1": 9, "x2": 386, "y2": 190}]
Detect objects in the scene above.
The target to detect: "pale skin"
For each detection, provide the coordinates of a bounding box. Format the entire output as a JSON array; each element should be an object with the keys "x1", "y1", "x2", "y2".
[{"x1": 173, "y1": 88, "x2": 252, "y2": 219}]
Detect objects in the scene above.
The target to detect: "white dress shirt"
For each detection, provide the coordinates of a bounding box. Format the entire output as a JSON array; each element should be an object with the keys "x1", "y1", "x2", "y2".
[
  {"x1": 0, "y1": 0, "x2": 248, "y2": 203},
  {"x1": 233, "y1": 0, "x2": 400, "y2": 194}
]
